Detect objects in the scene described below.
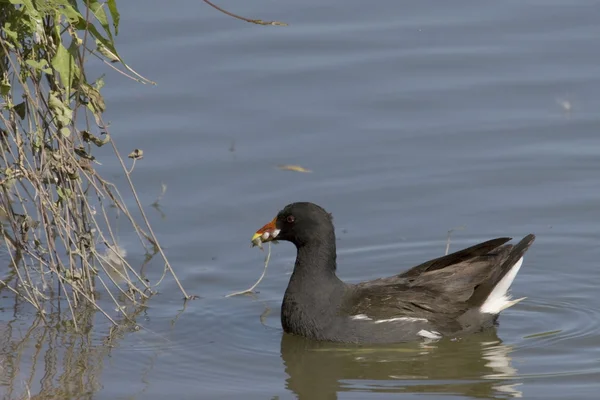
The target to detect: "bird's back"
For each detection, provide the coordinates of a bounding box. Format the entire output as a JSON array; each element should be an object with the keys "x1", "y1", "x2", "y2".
[{"x1": 341, "y1": 235, "x2": 536, "y2": 340}]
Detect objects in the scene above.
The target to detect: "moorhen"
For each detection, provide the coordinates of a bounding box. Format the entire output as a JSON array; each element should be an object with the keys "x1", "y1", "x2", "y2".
[{"x1": 251, "y1": 202, "x2": 535, "y2": 344}]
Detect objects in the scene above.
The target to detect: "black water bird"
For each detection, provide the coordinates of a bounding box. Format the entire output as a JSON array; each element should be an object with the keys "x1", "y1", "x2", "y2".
[{"x1": 252, "y1": 202, "x2": 535, "y2": 344}]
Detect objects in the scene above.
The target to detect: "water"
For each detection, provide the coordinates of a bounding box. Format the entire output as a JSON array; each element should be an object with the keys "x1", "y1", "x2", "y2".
[{"x1": 2, "y1": 1, "x2": 600, "y2": 399}]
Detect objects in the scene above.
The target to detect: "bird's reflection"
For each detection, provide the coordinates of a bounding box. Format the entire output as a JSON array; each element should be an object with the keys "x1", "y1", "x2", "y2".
[{"x1": 280, "y1": 330, "x2": 522, "y2": 400}]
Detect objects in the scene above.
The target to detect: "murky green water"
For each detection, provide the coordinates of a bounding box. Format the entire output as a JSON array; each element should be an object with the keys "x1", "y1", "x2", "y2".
[{"x1": 2, "y1": 1, "x2": 600, "y2": 399}]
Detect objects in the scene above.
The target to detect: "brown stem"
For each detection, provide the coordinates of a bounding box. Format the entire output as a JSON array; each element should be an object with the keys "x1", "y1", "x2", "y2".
[{"x1": 203, "y1": 0, "x2": 288, "y2": 26}]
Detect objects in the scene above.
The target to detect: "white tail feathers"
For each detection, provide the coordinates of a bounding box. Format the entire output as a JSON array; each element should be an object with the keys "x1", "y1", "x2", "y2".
[{"x1": 480, "y1": 257, "x2": 524, "y2": 314}]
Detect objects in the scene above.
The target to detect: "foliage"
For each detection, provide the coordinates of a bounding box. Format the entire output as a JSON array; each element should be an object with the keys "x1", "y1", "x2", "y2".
[{"x1": 0, "y1": 0, "x2": 188, "y2": 331}]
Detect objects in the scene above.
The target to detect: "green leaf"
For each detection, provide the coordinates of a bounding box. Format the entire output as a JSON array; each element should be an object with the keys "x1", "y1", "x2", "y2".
[
  {"x1": 2, "y1": 22, "x2": 18, "y2": 43},
  {"x1": 31, "y1": 129, "x2": 43, "y2": 150},
  {"x1": 96, "y1": 40, "x2": 119, "y2": 63},
  {"x1": 48, "y1": 92, "x2": 63, "y2": 111},
  {"x1": 10, "y1": 0, "x2": 41, "y2": 22},
  {"x1": 88, "y1": 1, "x2": 108, "y2": 26},
  {"x1": 68, "y1": 36, "x2": 82, "y2": 62},
  {"x1": 82, "y1": 130, "x2": 110, "y2": 147},
  {"x1": 51, "y1": 43, "x2": 77, "y2": 95},
  {"x1": 56, "y1": 187, "x2": 67, "y2": 200},
  {"x1": 107, "y1": 0, "x2": 120, "y2": 35},
  {"x1": 94, "y1": 75, "x2": 105, "y2": 91},
  {"x1": 74, "y1": 146, "x2": 95, "y2": 161},
  {"x1": 0, "y1": 79, "x2": 10, "y2": 97},
  {"x1": 49, "y1": 91, "x2": 73, "y2": 126},
  {"x1": 80, "y1": 82, "x2": 105, "y2": 114},
  {"x1": 55, "y1": 1, "x2": 84, "y2": 24},
  {"x1": 128, "y1": 149, "x2": 144, "y2": 160},
  {"x1": 72, "y1": 18, "x2": 122, "y2": 64},
  {"x1": 59, "y1": 127, "x2": 71, "y2": 137},
  {"x1": 57, "y1": 115, "x2": 71, "y2": 126},
  {"x1": 88, "y1": 0, "x2": 113, "y2": 41},
  {"x1": 26, "y1": 59, "x2": 52, "y2": 74}
]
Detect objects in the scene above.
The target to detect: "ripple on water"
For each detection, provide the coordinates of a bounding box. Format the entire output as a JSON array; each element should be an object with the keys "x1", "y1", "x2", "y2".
[
  {"x1": 310, "y1": 235, "x2": 600, "y2": 394},
  {"x1": 102, "y1": 235, "x2": 599, "y2": 398},
  {"x1": 106, "y1": 297, "x2": 284, "y2": 396},
  {"x1": 507, "y1": 295, "x2": 600, "y2": 381}
]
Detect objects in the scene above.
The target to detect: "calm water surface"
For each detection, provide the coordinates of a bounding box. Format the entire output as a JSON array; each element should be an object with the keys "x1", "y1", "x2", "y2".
[{"x1": 2, "y1": 1, "x2": 600, "y2": 399}]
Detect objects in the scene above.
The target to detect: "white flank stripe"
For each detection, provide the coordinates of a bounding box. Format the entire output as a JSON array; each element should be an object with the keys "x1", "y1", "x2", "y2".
[
  {"x1": 351, "y1": 315, "x2": 428, "y2": 323},
  {"x1": 481, "y1": 257, "x2": 524, "y2": 314},
  {"x1": 374, "y1": 317, "x2": 428, "y2": 324},
  {"x1": 418, "y1": 329, "x2": 442, "y2": 340}
]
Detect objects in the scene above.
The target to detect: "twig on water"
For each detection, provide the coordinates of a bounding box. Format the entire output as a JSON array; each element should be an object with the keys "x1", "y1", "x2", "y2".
[
  {"x1": 226, "y1": 243, "x2": 272, "y2": 297},
  {"x1": 445, "y1": 226, "x2": 466, "y2": 255},
  {"x1": 151, "y1": 183, "x2": 167, "y2": 208},
  {"x1": 151, "y1": 183, "x2": 168, "y2": 219}
]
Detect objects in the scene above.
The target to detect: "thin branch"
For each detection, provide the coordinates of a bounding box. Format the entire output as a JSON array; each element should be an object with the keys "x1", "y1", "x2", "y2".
[
  {"x1": 226, "y1": 243, "x2": 271, "y2": 297},
  {"x1": 104, "y1": 121, "x2": 191, "y2": 299},
  {"x1": 203, "y1": 0, "x2": 288, "y2": 26}
]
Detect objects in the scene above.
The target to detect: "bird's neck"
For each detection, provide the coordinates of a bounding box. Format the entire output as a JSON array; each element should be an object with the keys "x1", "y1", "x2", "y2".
[
  {"x1": 295, "y1": 235, "x2": 338, "y2": 275},
  {"x1": 281, "y1": 236, "x2": 347, "y2": 339}
]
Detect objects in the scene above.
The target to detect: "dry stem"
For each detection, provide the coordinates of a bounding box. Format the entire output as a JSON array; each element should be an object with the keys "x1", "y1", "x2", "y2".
[{"x1": 226, "y1": 243, "x2": 272, "y2": 297}]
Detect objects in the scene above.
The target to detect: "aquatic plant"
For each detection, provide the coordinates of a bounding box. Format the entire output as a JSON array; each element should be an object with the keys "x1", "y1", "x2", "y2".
[{"x1": 0, "y1": 0, "x2": 190, "y2": 330}]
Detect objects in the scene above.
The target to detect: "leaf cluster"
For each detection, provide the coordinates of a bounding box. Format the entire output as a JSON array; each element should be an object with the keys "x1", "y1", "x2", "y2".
[{"x1": 0, "y1": 0, "x2": 185, "y2": 330}]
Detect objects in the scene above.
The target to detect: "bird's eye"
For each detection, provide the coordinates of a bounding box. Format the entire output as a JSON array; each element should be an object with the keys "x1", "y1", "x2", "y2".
[{"x1": 287, "y1": 215, "x2": 295, "y2": 223}]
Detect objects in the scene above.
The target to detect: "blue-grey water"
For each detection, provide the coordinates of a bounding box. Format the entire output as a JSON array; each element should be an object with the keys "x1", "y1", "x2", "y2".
[{"x1": 2, "y1": 1, "x2": 600, "y2": 399}]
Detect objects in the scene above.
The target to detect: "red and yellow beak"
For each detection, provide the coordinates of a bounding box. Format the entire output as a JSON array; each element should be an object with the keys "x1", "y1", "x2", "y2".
[{"x1": 251, "y1": 217, "x2": 280, "y2": 248}]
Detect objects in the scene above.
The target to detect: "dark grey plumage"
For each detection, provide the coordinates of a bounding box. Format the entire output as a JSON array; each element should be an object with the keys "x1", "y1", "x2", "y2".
[{"x1": 258, "y1": 202, "x2": 535, "y2": 344}]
